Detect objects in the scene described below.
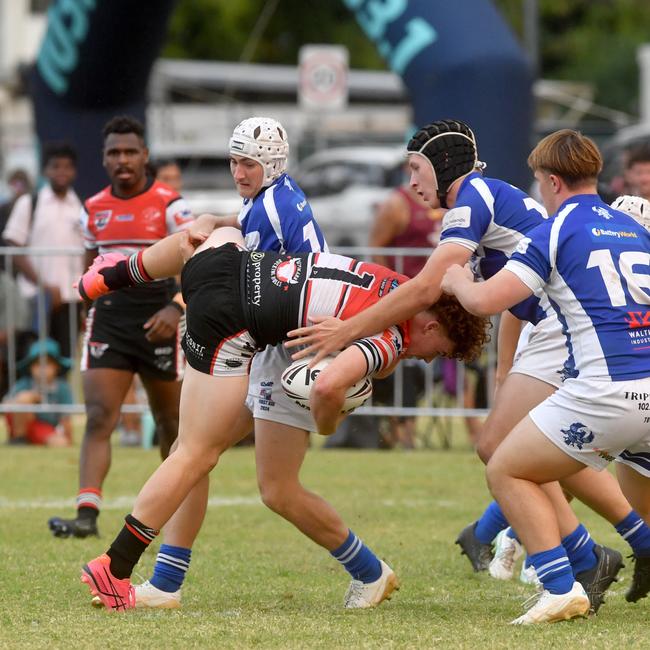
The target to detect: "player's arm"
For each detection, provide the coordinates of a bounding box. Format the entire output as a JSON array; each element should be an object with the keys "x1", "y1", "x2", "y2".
[
  {"x1": 310, "y1": 346, "x2": 370, "y2": 436},
  {"x1": 441, "y1": 265, "x2": 533, "y2": 316},
  {"x1": 286, "y1": 242, "x2": 472, "y2": 363}
]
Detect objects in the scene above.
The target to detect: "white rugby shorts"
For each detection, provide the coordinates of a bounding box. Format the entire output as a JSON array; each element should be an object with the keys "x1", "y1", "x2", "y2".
[
  {"x1": 510, "y1": 313, "x2": 568, "y2": 389},
  {"x1": 245, "y1": 344, "x2": 316, "y2": 432},
  {"x1": 530, "y1": 376, "x2": 650, "y2": 477}
]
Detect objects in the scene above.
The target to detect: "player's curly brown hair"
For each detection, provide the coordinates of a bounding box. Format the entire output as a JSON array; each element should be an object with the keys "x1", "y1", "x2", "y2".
[{"x1": 429, "y1": 293, "x2": 492, "y2": 362}]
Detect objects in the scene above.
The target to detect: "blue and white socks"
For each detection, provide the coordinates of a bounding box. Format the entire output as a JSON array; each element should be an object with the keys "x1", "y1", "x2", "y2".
[
  {"x1": 528, "y1": 545, "x2": 575, "y2": 595},
  {"x1": 615, "y1": 510, "x2": 650, "y2": 557},
  {"x1": 561, "y1": 524, "x2": 597, "y2": 576},
  {"x1": 331, "y1": 530, "x2": 382, "y2": 583},
  {"x1": 474, "y1": 500, "x2": 509, "y2": 545},
  {"x1": 150, "y1": 544, "x2": 192, "y2": 593}
]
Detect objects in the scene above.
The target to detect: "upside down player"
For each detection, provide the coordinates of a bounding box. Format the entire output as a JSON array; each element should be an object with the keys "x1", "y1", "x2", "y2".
[
  {"x1": 76, "y1": 224, "x2": 490, "y2": 611},
  {"x1": 48, "y1": 116, "x2": 193, "y2": 539},
  {"x1": 128, "y1": 117, "x2": 407, "y2": 610},
  {"x1": 286, "y1": 119, "x2": 648, "y2": 612}
]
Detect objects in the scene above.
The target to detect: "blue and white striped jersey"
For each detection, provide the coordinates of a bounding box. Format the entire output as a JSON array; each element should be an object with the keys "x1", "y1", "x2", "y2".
[
  {"x1": 237, "y1": 173, "x2": 327, "y2": 254},
  {"x1": 506, "y1": 194, "x2": 650, "y2": 381},
  {"x1": 439, "y1": 172, "x2": 548, "y2": 322}
]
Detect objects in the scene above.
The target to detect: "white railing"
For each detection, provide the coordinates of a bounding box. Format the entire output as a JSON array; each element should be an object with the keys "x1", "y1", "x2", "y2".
[{"x1": 0, "y1": 245, "x2": 498, "y2": 427}]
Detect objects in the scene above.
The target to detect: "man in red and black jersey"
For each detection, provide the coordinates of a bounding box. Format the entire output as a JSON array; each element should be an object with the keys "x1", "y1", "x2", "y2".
[{"x1": 48, "y1": 116, "x2": 193, "y2": 539}]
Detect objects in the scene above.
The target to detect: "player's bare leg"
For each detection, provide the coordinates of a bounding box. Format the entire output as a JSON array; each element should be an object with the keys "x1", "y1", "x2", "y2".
[
  {"x1": 615, "y1": 464, "x2": 650, "y2": 602},
  {"x1": 487, "y1": 418, "x2": 592, "y2": 624},
  {"x1": 49, "y1": 368, "x2": 134, "y2": 538},
  {"x1": 256, "y1": 419, "x2": 398, "y2": 608}
]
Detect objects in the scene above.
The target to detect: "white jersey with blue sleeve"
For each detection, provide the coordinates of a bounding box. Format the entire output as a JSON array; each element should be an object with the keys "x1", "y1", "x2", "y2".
[
  {"x1": 440, "y1": 172, "x2": 548, "y2": 322},
  {"x1": 506, "y1": 194, "x2": 650, "y2": 381},
  {"x1": 237, "y1": 173, "x2": 328, "y2": 254}
]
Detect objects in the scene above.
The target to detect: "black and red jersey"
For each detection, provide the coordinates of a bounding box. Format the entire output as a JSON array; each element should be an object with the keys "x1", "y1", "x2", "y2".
[
  {"x1": 80, "y1": 179, "x2": 193, "y2": 255},
  {"x1": 240, "y1": 250, "x2": 410, "y2": 369}
]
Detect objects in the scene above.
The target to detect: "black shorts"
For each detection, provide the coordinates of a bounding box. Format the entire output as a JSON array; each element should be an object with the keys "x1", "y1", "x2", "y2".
[
  {"x1": 81, "y1": 282, "x2": 182, "y2": 381},
  {"x1": 180, "y1": 245, "x2": 257, "y2": 376}
]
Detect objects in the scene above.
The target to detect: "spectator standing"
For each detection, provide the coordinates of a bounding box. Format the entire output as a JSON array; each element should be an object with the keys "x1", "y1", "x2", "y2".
[
  {"x1": 2, "y1": 144, "x2": 83, "y2": 359},
  {"x1": 1, "y1": 169, "x2": 32, "y2": 396},
  {"x1": 624, "y1": 143, "x2": 650, "y2": 201}
]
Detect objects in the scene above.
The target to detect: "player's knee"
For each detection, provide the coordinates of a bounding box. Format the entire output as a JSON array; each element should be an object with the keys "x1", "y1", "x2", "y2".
[
  {"x1": 485, "y1": 456, "x2": 506, "y2": 497},
  {"x1": 258, "y1": 478, "x2": 296, "y2": 516},
  {"x1": 475, "y1": 433, "x2": 498, "y2": 464},
  {"x1": 84, "y1": 403, "x2": 119, "y2": 438}
]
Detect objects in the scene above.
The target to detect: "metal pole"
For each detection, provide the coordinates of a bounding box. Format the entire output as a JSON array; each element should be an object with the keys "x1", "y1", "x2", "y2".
[{"x1": 523, "y1": 0, "x2": 539, "y2": 74}]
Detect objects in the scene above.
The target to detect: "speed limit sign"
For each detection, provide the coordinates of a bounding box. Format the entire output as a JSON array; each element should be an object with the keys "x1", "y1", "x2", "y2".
[{"x1": 299, "y1": 45, "x2": 349, "y2": 111}]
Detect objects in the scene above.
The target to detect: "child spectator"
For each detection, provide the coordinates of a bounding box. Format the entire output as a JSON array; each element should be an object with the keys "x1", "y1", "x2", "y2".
[{"x1": 4, "y1": 338, "x2": 73, "y2": 446}]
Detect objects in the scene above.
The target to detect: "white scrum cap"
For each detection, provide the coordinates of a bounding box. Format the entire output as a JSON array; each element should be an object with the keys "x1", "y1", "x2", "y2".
[{"x1": 229, "y1": 116, "x2": 289, "y2": 186}]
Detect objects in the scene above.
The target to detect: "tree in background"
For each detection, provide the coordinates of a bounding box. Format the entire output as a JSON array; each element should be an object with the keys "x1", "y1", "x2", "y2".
[
  {"x1": 163, "y1": 0, "x2": 385, "y2": 70},
  {"x1": 165, "y1": 0, "x2": 650, "y2": 117}
]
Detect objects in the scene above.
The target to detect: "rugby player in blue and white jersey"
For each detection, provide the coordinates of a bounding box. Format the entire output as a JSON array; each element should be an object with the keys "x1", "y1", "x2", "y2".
[
  {"x1": 131, "y1": 117, "x2": 397, "y2": 610},
  {"x1": 442, "y1": 129, "x2": 650, "y2": 624},
  {"x1": 287, "y1": 120, "x2": 649, "y2": 610}
]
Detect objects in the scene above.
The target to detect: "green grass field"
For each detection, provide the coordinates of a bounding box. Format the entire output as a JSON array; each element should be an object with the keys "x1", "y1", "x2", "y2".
[{"x1": 1, "y1": 435, "x2": 648, "y2": 649}]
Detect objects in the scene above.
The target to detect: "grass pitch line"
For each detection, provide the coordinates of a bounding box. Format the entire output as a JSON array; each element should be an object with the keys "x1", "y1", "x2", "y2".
[{"x1": 0, "y1": 495, "x2": 262, "y2": 510}]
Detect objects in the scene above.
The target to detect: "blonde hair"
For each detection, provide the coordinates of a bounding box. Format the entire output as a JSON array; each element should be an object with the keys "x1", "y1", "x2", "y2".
[{"x1": 528, "y1": 129, "x2": 602, "y2": 188}]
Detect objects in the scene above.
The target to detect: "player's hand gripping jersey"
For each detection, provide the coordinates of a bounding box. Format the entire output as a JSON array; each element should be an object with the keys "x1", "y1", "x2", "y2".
[
  {"x1": 440, "y1": 172, "x2": 548, "y2": 322},
  {"x1": 181, "y1": 246, "x2": 408, "y2": 377},
  {"x1": 506, "y1": 195, "x2": 650, "y2": 381}
]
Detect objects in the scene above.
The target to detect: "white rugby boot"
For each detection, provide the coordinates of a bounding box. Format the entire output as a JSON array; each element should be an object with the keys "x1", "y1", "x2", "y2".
[
  {"x1": 510, "y1": 581, "x2": 589, "y2": 625},
  {"x1": 343, "y1": 560, "x2": 399, "y2": 609},
  {"x1": 489, "y1": 528, "x2": 524, "y2": 580},
  {"x1": 520, "y1": 563, "x2": 542, "y2": 589},
  {"x1": 91, "y1": 578, "x2": 181, "y2": 609}
]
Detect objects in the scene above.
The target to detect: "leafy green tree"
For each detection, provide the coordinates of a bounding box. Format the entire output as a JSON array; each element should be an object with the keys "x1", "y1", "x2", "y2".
[{"x1": 163, "y1": 0, "x2": 385, "y2": 69}]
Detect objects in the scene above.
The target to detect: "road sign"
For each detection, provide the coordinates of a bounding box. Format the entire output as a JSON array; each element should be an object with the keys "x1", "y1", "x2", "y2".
[{"x1": 299, "y1": 45, "x2": 348, "y2": 111}]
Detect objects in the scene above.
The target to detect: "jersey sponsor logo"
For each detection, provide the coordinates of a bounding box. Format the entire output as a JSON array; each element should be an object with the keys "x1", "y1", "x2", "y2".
[
  {"x1": 271, "y1": 257, "x2": 302, "y2": 290},
  {"x1": 155, "y1": 358, "x2": 173, "y2": 371},
  {"x1": 249, "y1": 253, "x2": 264, "y2": 306},
  {"x1": 624, "y1": 391, "x2": 650, "y2": 401},
  {"x1": 561, "y1": 422, "x2": 595, "y2": 450},
  {"x1": 94, "y1": 210, "x2": 112, "y2": 230},
  {"x1": 590, "y1": 226, "x2": 639, "y2": 240},
  {"x1": 626, "y1": 311, "x2": 650, "y2": 328},
  {"x1": 143, "y1": 207, "x2": 162, "y2": 222},
  {"x1": 592, "y1": 205, "x2": 613, "y2": 220},
  {"x1": 225, "y1": 358, "x2": 243, "y2": 368},
  {"x1": 596, "y1": 449, "x2": 615, "y2": 462},
  {"x1": 230, "y1": 138, "x2": 246, "y2": 153},
  {"x1": 514, "y1": 236, "x2": 532, "y2": 255},
  {"x1": 184, "y1": 332, "x2": 205, "y2": 358},
  {"x1": 156, "y1": 186, "x2": 174, "y2": 197},
  {"x1": 378, "y1": 277, "x2": 400, "y2": 297},
  {"x1": 154, "y1": 346, "x2": 173, "y2": 356},
  {"x1": 89, "y1": 341, "x2": 109, "y2": 358},
  {"x1": 441, "y1": 206, "x2": 471, "y2": 231},
  {"x1": 296, "y1": 199, "x2": 307, "y2": 212},
  {"x1": 174, "y1": 209, "x2": 193, "y2": 226},
  {"x1": 115, "y1": 213, "x2": 134, "y2": 222}
]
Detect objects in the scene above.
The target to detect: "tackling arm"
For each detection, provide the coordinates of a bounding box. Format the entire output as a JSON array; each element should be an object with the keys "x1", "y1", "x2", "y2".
[
  {"x1": 286, "y1": 242, "x2": 472, "y2": 363},
  {"x1": 441, "y1": 265, "x2": 533, "y2": 316}
]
